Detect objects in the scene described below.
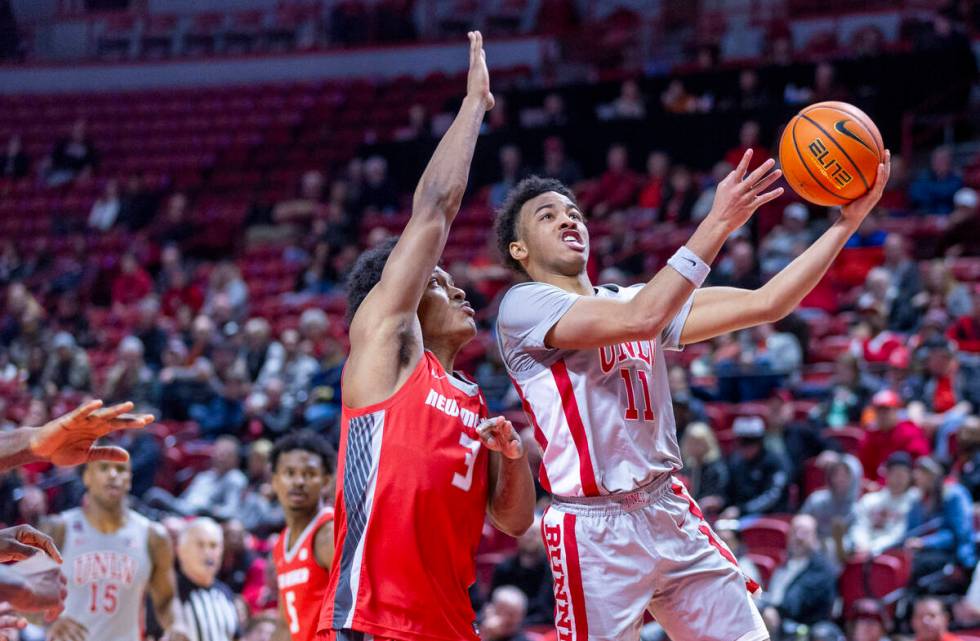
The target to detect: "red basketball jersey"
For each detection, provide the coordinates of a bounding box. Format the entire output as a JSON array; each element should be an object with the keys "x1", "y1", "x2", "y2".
[
  {"x1": 273, "y1": 507, "x2": 335, "y2": 641},
  {"x1": 319, "y1": 351, "x2": 489, "y2": 641}
]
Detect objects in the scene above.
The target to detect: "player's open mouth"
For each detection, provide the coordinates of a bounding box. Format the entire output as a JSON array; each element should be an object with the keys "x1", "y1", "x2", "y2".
[
  {"x1": 561, "y1": 230, "x2": 585, "y2": 252},
  {"x1": 460, "y1": 304, "x2": 475, "y2": 316}
]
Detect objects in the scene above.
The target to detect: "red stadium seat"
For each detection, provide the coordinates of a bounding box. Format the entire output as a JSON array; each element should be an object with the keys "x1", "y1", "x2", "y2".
[
  {"x1": 741, "y1": 518, "x2": 790, "y2": 553},
  {"x1": 822, "y1": 426, "x2": 864, "y2": 455},
  {"x1": 746, "y1": 553, "x2": 776, "y2": 588}
]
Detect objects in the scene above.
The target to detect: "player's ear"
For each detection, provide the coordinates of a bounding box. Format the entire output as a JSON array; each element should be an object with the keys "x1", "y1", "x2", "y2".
[{"x1": 508, "y1": 240, "x2": 527, "y2": 263}]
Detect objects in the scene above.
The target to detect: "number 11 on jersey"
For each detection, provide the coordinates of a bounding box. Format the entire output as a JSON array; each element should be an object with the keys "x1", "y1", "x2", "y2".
[{"x1": 619, "y1": 368, "x2": 655, "y2": 422}]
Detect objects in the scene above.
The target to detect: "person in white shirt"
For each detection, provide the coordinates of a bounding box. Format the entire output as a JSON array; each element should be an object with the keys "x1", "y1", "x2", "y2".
[{"x1": 850, "y1": 452, "x2": 919, "y2": 556}]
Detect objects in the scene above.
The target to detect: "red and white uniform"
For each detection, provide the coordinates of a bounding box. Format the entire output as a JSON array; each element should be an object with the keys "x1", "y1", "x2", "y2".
[
  {"x1": 273, "y1": 507, "x2": 334, "y2": 641},
  {"x1": 497, "y1": 282, "x2": 765, "y2": 641},
  {"x1": 318, "y1": 351, "x2": 489, "y2": 641}
]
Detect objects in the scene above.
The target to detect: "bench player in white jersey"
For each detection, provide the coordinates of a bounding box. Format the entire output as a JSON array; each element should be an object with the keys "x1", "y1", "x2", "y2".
[
  {"x1": 493, "y1": 149, "x2": 890, "y2": 641},
  {"x1": 42, "y1": 451, "x2": 190, "y2": 641}
]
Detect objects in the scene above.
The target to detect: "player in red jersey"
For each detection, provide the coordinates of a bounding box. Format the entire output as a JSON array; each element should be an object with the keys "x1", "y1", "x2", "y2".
[
  {"x1": 271, "y1": 431, "x2": 336, "y2": 641},
  {"x1": 317, "y1": 32, "x2": 536, "y2": 641}
]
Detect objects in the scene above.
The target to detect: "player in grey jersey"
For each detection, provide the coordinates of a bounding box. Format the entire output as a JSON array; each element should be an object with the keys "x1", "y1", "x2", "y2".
[
  {"x1": 42, "y1": 454, "x2": 190, "y2": 641},
  {"x1": 493, "y1": 149, "x2": 890, "y2": 641}
]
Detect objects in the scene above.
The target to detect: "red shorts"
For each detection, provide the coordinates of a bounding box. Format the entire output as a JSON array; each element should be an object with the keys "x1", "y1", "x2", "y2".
[{"x1": 317, "y1": 631, "x2": 397, "y2": 641}]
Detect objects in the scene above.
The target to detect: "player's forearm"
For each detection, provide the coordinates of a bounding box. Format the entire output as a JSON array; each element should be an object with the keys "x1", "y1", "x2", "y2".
[
  {"x1": 488, "y1": 452, "x2": 536, "y2": 537},
  {"x1": 411, "y1": 96, "x2": 487, "y2": 221},
  {"x1": 0, "y1": 427, "x2": 41, "y2": 473},
  {"x1": 752, "y1": 215, "x2": 860, "y2": 320}
]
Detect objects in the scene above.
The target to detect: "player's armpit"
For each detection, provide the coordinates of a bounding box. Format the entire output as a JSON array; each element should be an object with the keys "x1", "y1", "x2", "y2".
[{"x1": 678, "y1": 287, "x2": 773, "y2": 345}]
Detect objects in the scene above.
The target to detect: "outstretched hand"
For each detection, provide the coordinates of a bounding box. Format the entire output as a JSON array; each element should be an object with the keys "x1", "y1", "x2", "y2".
[
  {"x1": 0, "y1": 525, "x2": 62, "y2": 564},
  {"x1": 466, "y1": 31, "x2": 494, "y2": 111},
  {"x1": 476, "y1": 416, "x2": 525, "y2": 460},
  {"x1": 29, "y1": 400, "x2": 154, "y2": 467},
  {"x1": 841, "y1": 149, "x2": 891, "y2": 224},
  {"x1": 707, "y1": 149, "x2": 784, "y2": 234}
]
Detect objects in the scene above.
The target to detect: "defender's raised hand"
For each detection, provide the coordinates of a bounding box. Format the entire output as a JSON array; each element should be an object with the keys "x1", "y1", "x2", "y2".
[
  {"x1": 466, "y1": 31, "x2": 494, "y2": 111},
  {"x1": 476, "y1": 417, "x2": 525, "y2": 460},
  {"x1": 0, "y1": 525, "x2": 62, "y2": 564},
  {"x1": 707, "y1": 149, "x2": 784, "y2": 233},
  {"x1": 30, "y1": 400, "x2": 154, "y2": 467}
]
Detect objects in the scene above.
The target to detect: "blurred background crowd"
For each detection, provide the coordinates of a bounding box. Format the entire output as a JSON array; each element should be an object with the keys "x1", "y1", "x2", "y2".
[{"x1": 1, "y1": 0, "x2": 980, "y2": 640}]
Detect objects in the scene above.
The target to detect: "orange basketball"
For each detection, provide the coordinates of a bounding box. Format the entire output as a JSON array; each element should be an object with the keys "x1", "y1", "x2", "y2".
[{"x1": 778, "y1": 101, "x2": 883, "y2": 207}]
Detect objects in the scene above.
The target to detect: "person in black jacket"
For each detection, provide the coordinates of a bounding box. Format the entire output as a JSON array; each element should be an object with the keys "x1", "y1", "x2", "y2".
[
  {"x1": 490, "y1": 516, "x2": 554, "y2": 625},
  {"x1": 0, "y1": 134, "x2": 29, "y2": 178},
  {"x1": 760, "y1": 514, "x2": 837, "y2": 635},
  {"x1": 722, "y1": 416, "x2": 790, "y2": 518}
]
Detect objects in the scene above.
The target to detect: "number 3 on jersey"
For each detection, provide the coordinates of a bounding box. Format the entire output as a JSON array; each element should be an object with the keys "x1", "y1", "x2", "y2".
[
  {"x1": 619, "y1": 368, "x2": 655, "y2": 422},
  {"x1": 452, "y1": 433, "x2": 481, "y2": 491}
]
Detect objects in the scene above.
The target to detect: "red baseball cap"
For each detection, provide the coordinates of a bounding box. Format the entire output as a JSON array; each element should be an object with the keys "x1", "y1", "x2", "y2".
[{"x1": 872, "y1": 389, "x2": 903, "y2": 409}]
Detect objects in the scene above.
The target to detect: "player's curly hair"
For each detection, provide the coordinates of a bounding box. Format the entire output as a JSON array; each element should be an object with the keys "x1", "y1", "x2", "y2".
[
  {"x1": 345, "y1": 236, "x2": 399, "y2": 325},
  {"x1": 493, "y1": 176, "x2": 577, "y2": 273},
  {"x1": 270, "y1": 430, "x2": 336, "y2": 475}
]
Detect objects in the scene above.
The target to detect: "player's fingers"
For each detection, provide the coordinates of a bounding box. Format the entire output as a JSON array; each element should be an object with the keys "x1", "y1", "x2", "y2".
[
  {"x1": 743, "y1": 157, "x2": 776, "y2": 187},
  {"x1": 733, "y1": 148, "x2": 753, "y2": 180},
  {"x1": 85, "y1": 446, "x2": 130, "y2": 463},
  {"x1": 63, "y1": 399, "x2": 103, "y2": 424},
  {"x1": 17, "y1": 526, "x2": 63, "y2": 564},
  {"x1": 0, "y1": 615, "x2": 26, "y2": 629},
  {"x1": 103, "y1": 413, "x2": 154, "y2": 434},
  {"x1": 0, "y1": 540, "x2": 38, "y2": 563},
  {"x1": 92, "y1": 401, "x2": 135, "y2": 422},
  {"x1": 753, "y1": 187, "x2": 785, "y2": 207},
  {"x1": 749, "y1": 169, "x2": 782, "y2": 194}
]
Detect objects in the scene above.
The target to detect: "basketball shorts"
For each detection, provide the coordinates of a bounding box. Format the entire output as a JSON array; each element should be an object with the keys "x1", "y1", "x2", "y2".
[
  {"x1": 320, "y1": 631, "x2": 397, "y2": 641},
  {"x1": 541, "y1": 474, "x2": 769, "y2": 641}
]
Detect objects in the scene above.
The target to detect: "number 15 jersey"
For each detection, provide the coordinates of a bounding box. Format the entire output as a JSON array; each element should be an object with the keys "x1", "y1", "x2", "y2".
[
  {"x1": 319, "y1": 350, "x2": 489, "y2": 641},
  {"x1": 496, "y1": 282, "x2": 693, "y2": 497}
]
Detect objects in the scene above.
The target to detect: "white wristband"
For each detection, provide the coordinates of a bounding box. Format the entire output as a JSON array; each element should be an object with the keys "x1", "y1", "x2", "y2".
[{"x1": 667, "y1": 246, "x2": 710, "y2": 287}]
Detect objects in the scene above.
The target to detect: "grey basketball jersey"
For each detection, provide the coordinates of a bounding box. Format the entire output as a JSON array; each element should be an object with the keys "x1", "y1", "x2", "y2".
[{"x1": 60, "y1": 507, "x2": 153, "y2": 641}]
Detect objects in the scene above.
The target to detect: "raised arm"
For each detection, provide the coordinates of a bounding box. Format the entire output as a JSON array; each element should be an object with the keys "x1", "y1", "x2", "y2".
[
  {"x1": 680, "y1": 152, "x2": 890, "y2": 345},
  {"x1": 344, "y1": 32, "x2": 493, "y2": 404},
  {"x1": 545, "y1": 151, "x2": 783, "y2": 350}
]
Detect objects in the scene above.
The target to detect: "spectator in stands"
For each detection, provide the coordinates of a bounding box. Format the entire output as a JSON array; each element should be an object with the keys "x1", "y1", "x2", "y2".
[
  {"x1": 957, "y1": 418, "x2": 980, "y2": 501},
  {"x1": 205, "y1": 261, "x2": 249, "y2": 322},
  {"x1": 44, "y1": 118, "x2": 97, "y2": 186},
  {"x1": 724, "y1": 121, "x2": 768, "y2": 172},
  {"x1": 948, "y1": 287, "x2": 980, "y2": 352},
  {"x1": 41, "y1": 331, "x2": 91, "y2": 393},
  {"x1": 113, "y1": 426, "x2": 162, "y2": 500},
  {"x1": 145, "y1": 435, "x2": 248, "y2": 521},
  {"x1": 802, "y1": 452, "x2": 862, "y2": 560},
  {"x1": 680, "y1": 422, "x2": 728, "y2": 514},
  {"x1": 258, "y1": 328, "x2": 317, "y2": 416},
  {"x1": 691, "y1": 161, "x2": 735, "y2": 222},
  {"x1": 811, "y1": 62, "x2": 850, "y2": 103},
  {"x1": 103, "y1": 335, "x2": 155, "y2": 408},
  {"x1": 273, "y1": 170, "x2": 327, "y2": 225},
  {"x1": 712, "y1": 520, "x2": 762, "y2": 588},
  {"x1": 859, "y1": 390, "x2": 930, "y2": 481},
  {"x1": 851, "y1": 299, "x2": 903, "y2": 369},
  {"x1": 133, "y1": 297, "x2": 168, "y2": 371},
  {"x1": 88, "y1": 179, "x2": 121, "y2": 232},
  {"x1": 0, "y1": 134, "x2": 29, "y2": 179},
  {"x1": 152, "y1": 192, "x2": 197, "y2": 248},
  {"x1": 761, "y1": 203, "x2": 814, "y2": 278},
  {"x1": 845, "y1": 599, "x2": 891, "y2": 641},
  {"x1": 952, "y1": 556, "x2": 980, "y2": 628},
  {"x1": 245, "y1": 378, "x2": 292, "y2": 437},
  {"x1": 297, "y1": 241, "x2": 339, "y2": 294},
  {"x1": 636, "y1": 150, "x2": 670, "y2": 211},
  {"x1": 489, "y1": 145, "x2": 528, "y2": 209},
  {"x1": 599, "y1": 78, "x2": 646, "y2": 121},
  {"x1": 722, "y1": 416, "x2": 790, "y2": 517},
  {"x1": 595, "y1": 212, "x2": 643, "y2": 276},
  {"x1": 711, "y1": 239, "x2": 762, "y2": 289},
  {"x1": 540, "y1": 92, "x2": 569, "y2": 127},
  {"x1": 358, "y1": 155, "x2": 399, "y2": 214},
  {"x1": 577, "y1": 144, "x2": 638, "y2": 218},
  {"x1": 118, "y1": 172, "x2": 160, "y2": 232},
  {"x1": 537, "y1": 136, "x2": 582, "y2": 187},
  {"x1": 914, "y1": 260, "x2": 973, "y2": 321},
  {"x1": 844, "y1": 208, "x2": 888, "y2": 248},
  {"x1": 490, "y1": 516, "x2": 553, "y2": 625},
  {"x1": 661, "y1": 79, "x2": 700, "y2": 114},
  {"x1": 659, "y1": 165, "x2": 698, "y2": 224},
  {"x1": 189, "y1": 366, "x2": 248, "y2": 440},
  {"x1": 480, "y1": 586, "x2": 530, "y2": 641},
  {"x1": 111, "y1": 252, "x2": 153, "y2": 308},
  {"x1": 906, "y1": 456, "x2": 975, "y2": 594},
  {"x1": 219, "y1": 518, "x2": 264, "y2": 597},
  {"x1": 850, "y1": 452, "x2": 918, "y2": 556},
  {"x1": 394, "y1": 103, "x2": 433, "y2": 142},
  {"x1": 883, "y1": 233, "x2": 924, "y2": 332},
  {"x1": 242, "y1": 318, "x2": 283, "y2": 382},
  {"x1": 729, "y1": 68, "x2": 771, "y2": 111},
  {"x1": 668, "y1": 365, "x2": 707, "y2": 432},
  {"x1": 910, "y1": 596, "x2": 962, "y2": 641},
  {"x1": 909, "y1": 146, "x2": 963, "y2": 215},
  {"x1": 760, "y1": 514, "x2": 837, "y2": 635},
  {"x1": 939, "y1": 187, "x2": 980, "y2": 256}
]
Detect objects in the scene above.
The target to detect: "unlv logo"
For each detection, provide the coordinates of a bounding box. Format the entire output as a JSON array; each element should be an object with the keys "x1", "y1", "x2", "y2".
[{"x1": 598, "y1": 340, "x2": 654, "y2": 374}]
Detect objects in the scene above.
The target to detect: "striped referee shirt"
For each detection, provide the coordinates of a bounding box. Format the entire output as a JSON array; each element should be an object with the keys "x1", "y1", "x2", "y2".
[{"x1": 174, "y1": 570, "x2": 241, "y2": 641}]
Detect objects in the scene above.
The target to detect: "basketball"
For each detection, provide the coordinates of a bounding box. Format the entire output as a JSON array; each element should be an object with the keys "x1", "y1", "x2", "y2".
[{"x1": 778, "y1": 101, "x2": 884, "y2": 207}]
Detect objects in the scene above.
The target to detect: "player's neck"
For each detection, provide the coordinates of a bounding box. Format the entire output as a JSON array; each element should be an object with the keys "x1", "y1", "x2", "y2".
[
  {"x1": 528, "y1": 266, "x2": 593, "y2": 296},
  {"x1": 284, "y1": 505, "x2": 319, "y2": 543},
  {"x1": 83, "y1": 497, "x2": 127, "y2": 533},
  {"x1": 427, "y1": 340, "x2": 460, "y2": 375}
]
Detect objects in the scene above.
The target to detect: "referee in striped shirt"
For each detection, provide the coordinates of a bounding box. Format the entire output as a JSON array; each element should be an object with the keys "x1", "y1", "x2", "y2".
[{"x1": 165, "y1": 517, "x2": 242, "y2": 641}]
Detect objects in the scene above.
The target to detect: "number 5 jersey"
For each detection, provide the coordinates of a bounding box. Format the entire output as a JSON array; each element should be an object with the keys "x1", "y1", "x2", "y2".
[
  {"x1": 318, "y1": 350, "x2": 489, "y2": 641},
  {"x1": 272, "y1": 506, "x2": 334, "y2": 641}
]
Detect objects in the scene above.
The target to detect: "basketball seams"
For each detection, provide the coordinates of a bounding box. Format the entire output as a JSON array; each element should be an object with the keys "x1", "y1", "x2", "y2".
[
  {"x1": 810, "y1": 103, "x2": 884, "y2": 156},
  {"x1": 799, "y1": 113, "x2": 871, "y2": 192},
  {"x1": 788, "y1": 117, "x2": 851, "y2": 205}
]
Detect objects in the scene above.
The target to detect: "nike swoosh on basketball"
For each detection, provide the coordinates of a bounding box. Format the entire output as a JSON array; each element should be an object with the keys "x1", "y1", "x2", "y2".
[{"x1": 833, "y1": 119, "x2": 874, "y2": 152}]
